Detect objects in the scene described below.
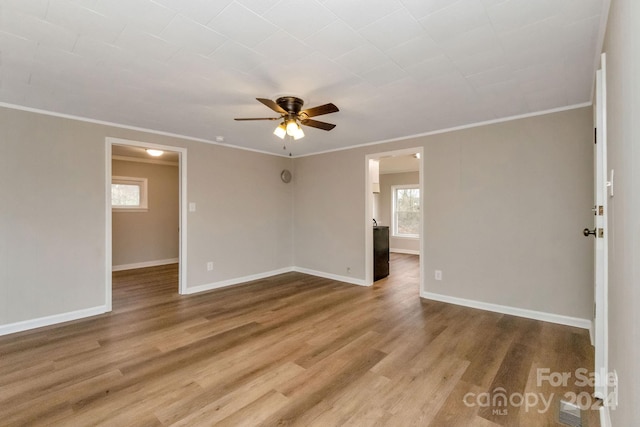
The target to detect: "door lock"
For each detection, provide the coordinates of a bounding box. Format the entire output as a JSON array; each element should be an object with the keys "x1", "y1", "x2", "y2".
[{"x1": 583, "y1": 228, "x2": 604, "y2": 238}]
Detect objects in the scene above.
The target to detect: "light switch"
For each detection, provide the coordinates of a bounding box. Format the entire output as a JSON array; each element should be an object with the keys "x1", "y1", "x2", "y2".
[{"x1": 189, "y1": 202, "x2": 196, "y2": 212}]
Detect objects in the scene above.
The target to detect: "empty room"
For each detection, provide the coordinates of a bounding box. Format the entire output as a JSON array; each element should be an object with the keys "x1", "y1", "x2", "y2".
[{"x1": 0, "y1": 0, "x2": 637, "y2": 426}]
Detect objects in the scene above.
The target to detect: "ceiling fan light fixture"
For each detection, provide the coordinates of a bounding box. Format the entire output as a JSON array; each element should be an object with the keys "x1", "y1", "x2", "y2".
[
  {"x1": 293, "y1": 126, "x2": 305, "y2": 140},
  {"x1": 273, "y1": 123, "x2": 286, "y2": 139},
  {"x1": 235, "y1": 97, "x2": 338, "y2": 144},
  {"x1": 286, "y1": 119, "x2": 299, "y2": 136}
]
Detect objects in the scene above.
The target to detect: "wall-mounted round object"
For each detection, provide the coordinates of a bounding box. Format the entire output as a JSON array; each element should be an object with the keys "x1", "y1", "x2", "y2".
[{"x1": 280, "y1": 169, "x2": 292, "y2": 183}]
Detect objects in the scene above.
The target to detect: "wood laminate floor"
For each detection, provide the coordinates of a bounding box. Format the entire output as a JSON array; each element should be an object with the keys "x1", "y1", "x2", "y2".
[{"x1": 0, "y1": 254, "x2": 599, "y2": 426}]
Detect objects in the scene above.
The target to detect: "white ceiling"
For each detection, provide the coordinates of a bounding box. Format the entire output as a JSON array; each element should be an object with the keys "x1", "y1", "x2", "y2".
[
  {"x1": 0, "y1": 0, "x2": 607, "y2": 156},
  {"x1": 379, "y1": 154, "x2": 419, "y2": 174}
]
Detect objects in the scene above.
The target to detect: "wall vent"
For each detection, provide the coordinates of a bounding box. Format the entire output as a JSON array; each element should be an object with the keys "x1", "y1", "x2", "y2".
[{"x1": 558, "y1": 400, "x2": 582, "y2": 427}]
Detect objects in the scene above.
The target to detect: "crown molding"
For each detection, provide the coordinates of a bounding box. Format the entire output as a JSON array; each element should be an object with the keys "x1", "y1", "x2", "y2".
[{"x1": 112, "y1": 155, "x2": 178, "y2": 167}]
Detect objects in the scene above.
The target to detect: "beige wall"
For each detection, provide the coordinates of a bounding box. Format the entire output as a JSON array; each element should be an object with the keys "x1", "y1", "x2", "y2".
[
  {"x1": 378, "y1": 172, "x2": 420, "y2": 253},
  {"x1": 0, "y1": 106, "x2": 293, "y2": 326},
  {"x1": 1, "y1": 109, "x2": 106, "y2": 325},
  {"x1": 603, "y1": 0, "x2": 640, "y2": 423},
  {"x1": 294, "y1": 107, "x2": 594, "y2": 319},
  {"x1": 0, "y1": 103, "x2": 595, "y2": 337},
  {"x1": 293, "y1": 150, "x2": 367, "y2": 280},
  {"x1": 186, "y1": 143, "x2": 294, "y2": 284},
  {"x1": 111, "y1": 160, "x2": 179, "y2": 267}
]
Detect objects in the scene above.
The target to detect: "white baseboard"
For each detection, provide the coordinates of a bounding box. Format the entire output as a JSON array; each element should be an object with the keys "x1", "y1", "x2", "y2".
[
  {"x1": 184, "y1": 266, "x2": 368, "y2": 295},
  {"x1": 390, "y1": 248, "x2": 420, "y2": 255},
  {"x1": 184, "y1": 267, "x2": 295, "y2": 295},
  {"x1": 112, "y1": 258, "x2": 179, "y2": 271},
  {"x1": 293, "y1": 267, "x2": 367, "y2": 287},
  {"x1": 0, "y1": 305, "x2": 108, "y2": 337},
  {"x1": 599, "y1": 405, "x2": 612, "y2": 427},
  {"x1": 421, "y1": 291, "x2": 591, "y2": 330},
  {"x1": 589, "y1": 322, "x2": 595, "y2": 346}
]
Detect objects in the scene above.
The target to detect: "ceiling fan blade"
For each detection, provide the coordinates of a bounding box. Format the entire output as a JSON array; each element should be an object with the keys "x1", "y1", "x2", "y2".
[
  {"x1": 300, "y1": 103, "x2": 339, "y2": 118},
  {"x1": 301, "y1": 119, "x2": 336, "y2": 131},
  {"x1": 256, "y1": 98, "x2": 287, "y2": 114},
  {"x1": 234, "y1": 117, "x2": 280, "y2": 121}
]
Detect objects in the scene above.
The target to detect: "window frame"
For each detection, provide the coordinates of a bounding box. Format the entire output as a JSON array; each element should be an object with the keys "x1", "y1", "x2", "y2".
[
  {"x1": 111, "y1": 176, "x2": 148, "y2": 212},
  {"x1": 391, "y1": 184, "x2": 420, "y2": 239}
]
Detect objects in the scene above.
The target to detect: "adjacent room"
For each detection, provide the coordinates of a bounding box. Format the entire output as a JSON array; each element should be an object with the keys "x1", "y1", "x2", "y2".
[
  {"x1": 369, "y1": 152, "x2": 422, "y2": 290},
  {"x1": 111, "y1": 144, "x2": 180, "y2": 274},
  {"x1": 1, "y1": 0, "x2": 638, "y2": 426}
]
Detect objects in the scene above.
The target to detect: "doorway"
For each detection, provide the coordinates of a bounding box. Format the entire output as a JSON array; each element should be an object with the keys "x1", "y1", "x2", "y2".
[
  {"x1": 365, "y1": 147, "x2": 424, "y2": 294},
  {"x1": 105, "y1": 137, "x2": 187, "y2": 312}
]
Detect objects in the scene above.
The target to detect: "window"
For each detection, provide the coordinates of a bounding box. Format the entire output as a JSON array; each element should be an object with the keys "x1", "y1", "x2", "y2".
[
  {"x1": 112, "y1": 176, "x2": 148, "y2": 211},
  {"x1": 392, "y1": 185, "x2": 420, "y2": 238}
]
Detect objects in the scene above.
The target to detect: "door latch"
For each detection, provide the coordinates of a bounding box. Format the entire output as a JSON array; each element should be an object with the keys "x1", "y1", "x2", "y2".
[{"x1": 583, "y1": 228, "x2": 604, "y2": 238}]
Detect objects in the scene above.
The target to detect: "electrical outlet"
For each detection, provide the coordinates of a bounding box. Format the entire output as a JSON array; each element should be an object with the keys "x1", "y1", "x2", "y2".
[
  {"x1": 207, "y1": 262, "x2": 213, "y2": 271},
  {"x1": 611, "y1": 370, "x2": 619, "y2": 408},
  {"x1": 435, "y1": 270, "x2": 442, "y2": 280},
  {"x1": 347, "y1": 267, "x2": 351, "y2": 274}
]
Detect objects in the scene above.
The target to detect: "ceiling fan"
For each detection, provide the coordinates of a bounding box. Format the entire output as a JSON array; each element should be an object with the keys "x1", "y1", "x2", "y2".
[{"x1": 234, "y1": 96, "x2": 339, "y2": 140}]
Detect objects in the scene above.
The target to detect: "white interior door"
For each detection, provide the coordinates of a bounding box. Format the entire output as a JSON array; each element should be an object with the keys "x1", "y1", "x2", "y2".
[{"x1": 592, "y1": 53, "x2": 608, "y2": 400}]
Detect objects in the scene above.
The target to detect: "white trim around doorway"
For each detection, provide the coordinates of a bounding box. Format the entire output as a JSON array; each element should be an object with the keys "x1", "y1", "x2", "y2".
[
  {"x1": 105, "y1": 137, "x2": 188, "y2": 311},
  {"x1": 365, "y1": 147, "x2": 425, "y2": 294}
]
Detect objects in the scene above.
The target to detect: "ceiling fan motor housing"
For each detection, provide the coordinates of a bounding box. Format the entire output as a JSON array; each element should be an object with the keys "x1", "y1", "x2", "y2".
[{"x1": 276, "y1": 96, "x2": 304, "y2": 114}]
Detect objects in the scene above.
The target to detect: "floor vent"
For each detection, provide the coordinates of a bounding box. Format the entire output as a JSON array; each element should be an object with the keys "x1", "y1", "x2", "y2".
[{"x1": 559, "y1": 400, "x2": 582, "y2": 427}]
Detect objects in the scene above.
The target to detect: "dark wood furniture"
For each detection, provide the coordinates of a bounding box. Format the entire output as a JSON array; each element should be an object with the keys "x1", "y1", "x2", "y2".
[{"x1": 373, "y1": 226, "x2": 389, "y2": 281}]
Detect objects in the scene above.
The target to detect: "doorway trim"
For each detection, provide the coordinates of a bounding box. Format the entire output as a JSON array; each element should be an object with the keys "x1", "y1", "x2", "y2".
[
  {"x1": 105, "y1": 137, "x2": 188, "y2": 311},
  {"x1": 365, "y1": 147, "x2": 424, "y2": 292},
  {"x1": 593, "y1": 53, "x2": 609, "y2": 400}
]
